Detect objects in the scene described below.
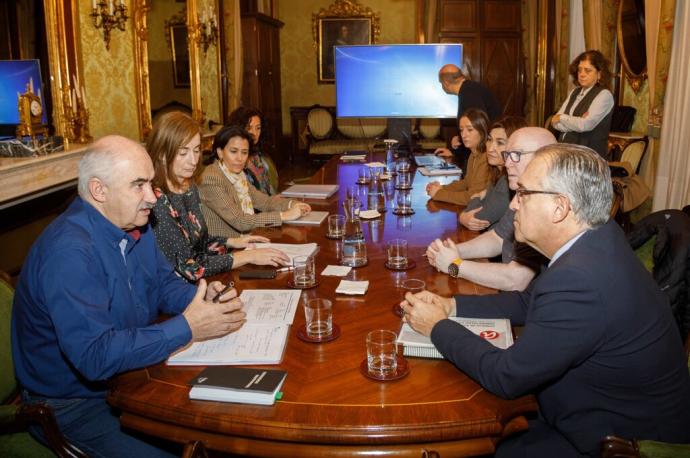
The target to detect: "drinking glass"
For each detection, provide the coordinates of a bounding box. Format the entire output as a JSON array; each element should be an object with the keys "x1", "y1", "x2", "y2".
[
  {"x1": 387, "y1": 239, "x2": 408, "y2": 268},
  {"x1": 366, "y1": 330, "x2": 398, "y2": 376},
  {"x1": 357, "y1": 166, "x2": 371, "y2": 184},
  {"x1": 304, "y1": 298, "x2": 333, "y2": 338},
  {"x1": 293, "y1": 255, "x2": 316, "y2": 287},
  {"x1": 396, "y1": 191, "x2": 412, "y2": 212},
  {"x1": 327, "y1": 214, "x2": 345, "y2": 238}
]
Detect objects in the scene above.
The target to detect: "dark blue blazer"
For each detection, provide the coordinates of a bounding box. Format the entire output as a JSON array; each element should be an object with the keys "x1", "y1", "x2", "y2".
[{"x1": 431, "y1": 220, "x2": 690, "y2": 456}]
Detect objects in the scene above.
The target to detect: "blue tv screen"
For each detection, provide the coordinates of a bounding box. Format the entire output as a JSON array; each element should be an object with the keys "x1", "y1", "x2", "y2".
[
  {"x1": 0, "y1": 59, "x2": 48, "y2": 125},
  {"x1": 335, "y1": 44, "x2": 462, "y2": 118}
]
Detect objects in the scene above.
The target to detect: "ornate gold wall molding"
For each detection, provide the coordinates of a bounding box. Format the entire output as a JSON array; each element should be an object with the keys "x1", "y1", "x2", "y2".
[{"x1": 133, "y1": 0, "x2": 152, "y2": 138}]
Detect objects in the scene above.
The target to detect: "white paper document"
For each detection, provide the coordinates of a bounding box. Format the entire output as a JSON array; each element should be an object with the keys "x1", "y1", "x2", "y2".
[
  {"x1": 418, "y1": 166, "x2": 463, "y2": 177},
  {"x1": 253, "y1": 243, "x2": 318, "y2": 264},
  {"x1": 168, "y1": 324, "x2": 289, "y2": 365},
  {"x1": 398, "y1": 317, "x2": 513, "y2": 359},
  {"x1": 239, "y1": 289, "x2": 301, "y2": 324}
]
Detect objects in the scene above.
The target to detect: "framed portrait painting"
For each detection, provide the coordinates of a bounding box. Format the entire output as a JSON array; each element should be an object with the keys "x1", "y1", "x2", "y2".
[
  {"x1": 312, "y1": 0, "x2": 380, "y2": 84},
  {"x1": 318, "y1": 18, "x2": 371, "y2": 83}
]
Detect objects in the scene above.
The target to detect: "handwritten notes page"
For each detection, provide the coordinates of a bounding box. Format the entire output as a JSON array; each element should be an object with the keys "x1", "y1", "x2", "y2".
[{"x1": 167, "y1": 289, "x2": 301, "y2": 366}]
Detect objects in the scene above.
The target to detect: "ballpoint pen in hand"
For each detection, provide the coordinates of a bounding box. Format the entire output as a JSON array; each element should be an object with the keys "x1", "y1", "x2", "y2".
[{"x1": 212, "y1": 281, "x2": 235, "y2": 303}]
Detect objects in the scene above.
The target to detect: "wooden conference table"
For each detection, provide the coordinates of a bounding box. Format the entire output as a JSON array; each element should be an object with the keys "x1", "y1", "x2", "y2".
[{"x1": 108, "y1": 155, "x2": 537, "y2": 457}]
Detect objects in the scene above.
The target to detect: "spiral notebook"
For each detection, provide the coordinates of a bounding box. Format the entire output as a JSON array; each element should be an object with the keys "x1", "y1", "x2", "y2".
[{"x1": 397, "y1": 317, "x2": 513, "y2": 359}]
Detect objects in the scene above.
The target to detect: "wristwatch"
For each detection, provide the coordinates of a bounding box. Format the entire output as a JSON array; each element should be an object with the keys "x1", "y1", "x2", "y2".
[{"x1": 447, "y1": 258, "x2": 463, "y2": 278}]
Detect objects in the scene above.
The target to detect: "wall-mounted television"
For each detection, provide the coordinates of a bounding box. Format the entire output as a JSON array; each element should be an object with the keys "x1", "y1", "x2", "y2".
[
  {"x1": 335, "y1": 44, "x2": 463, "y2": 119},
  {"x1": 0, "y1": 59, "x2": 48, "y2": 126}
]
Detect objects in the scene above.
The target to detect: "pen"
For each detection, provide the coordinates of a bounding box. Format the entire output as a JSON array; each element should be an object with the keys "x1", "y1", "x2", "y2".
[
  {"x1": 276, "y1": 266, "x2": 294, "y2": 272},
  {"x1": 212, "y1": 282, "x2": 234, "y2": 303}
]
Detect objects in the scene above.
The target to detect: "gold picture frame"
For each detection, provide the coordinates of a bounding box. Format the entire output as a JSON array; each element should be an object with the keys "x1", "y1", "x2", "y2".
[{"x1": 312, "y1": 0, "x2": 380, "y2": 84}]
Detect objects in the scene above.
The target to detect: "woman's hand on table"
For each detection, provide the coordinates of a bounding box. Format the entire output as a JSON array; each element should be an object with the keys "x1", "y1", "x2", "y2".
[
  {"x1": 281, "y1": 202, "x2": 311, "y2": 221},
  {"x1": 426, "y1": 181, "x2": 442, "y2": 198},
  {"x1": 434, "y1": 148, "x2": 454, "y2": 158},
  {"x1": 459, "y1": 207, "x2": 490, "y2": 231},
  {"x1": 226, "y1": 234, "x2": 270, "y2": 249},
  {"x1": 233, "y1": 247, "x2": 290, "y2": 268}
]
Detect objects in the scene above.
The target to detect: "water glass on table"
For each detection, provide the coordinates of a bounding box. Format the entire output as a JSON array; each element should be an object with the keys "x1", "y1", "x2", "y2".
[
  {"x1": 394, "y1": 278, "x2": 426, "y2": 317},
  {"x1": 396, "y1": 191, "x2": 412, "y2": 213},
  {"x1": 366, "y1": 330, "x2": 398, "y2": 376},
  {"x1": 304, "y1": 298, "x2": 333, "y2": 338},
  {"x1": 357, "y1": 166, "x2": 371, "y2": 184},
  {"x1": 387, "y1": 238, "x2": 408, "y2": 268},
  {"x1": 293, "y1": 255, "x2": 316, "y2": 287},
  {"x1": 327, "y1": 214, "x2": 345, "y2": 238}
]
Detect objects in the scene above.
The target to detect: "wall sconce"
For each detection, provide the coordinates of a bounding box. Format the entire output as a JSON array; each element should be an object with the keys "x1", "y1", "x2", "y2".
[
  {"x1": 197, "y1": 7, "x2": 218, "y2": 54},
  {"x1": 91, "y1": 0, "x2": 129, "y2": 50}
]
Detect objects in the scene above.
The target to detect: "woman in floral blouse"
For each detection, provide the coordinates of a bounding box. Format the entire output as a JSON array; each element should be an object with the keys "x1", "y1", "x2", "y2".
[
  {"x1": 148, "y1": 111, "x2": 289, "y2": 282},
  {"x1": 228, "y1": 106, "x2": 277, "y2": 195}
]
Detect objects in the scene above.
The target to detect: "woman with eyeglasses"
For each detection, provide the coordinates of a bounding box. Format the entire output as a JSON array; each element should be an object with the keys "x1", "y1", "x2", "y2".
[
  {"x1": 550, "y1": 50, "x2": 614, "y2": 158},
  {"x1": 426, "y1": 108, "x2": 492, "y2": 206},
  {"x1": 459, "y1": 116, "x2": 527, "y2": 231},
  {"x1": 228, "y1": 106, "x2": 278, "y2": 195},
  {"x1": 148, "y1": 112, "x2": 290, "y2": 283}
]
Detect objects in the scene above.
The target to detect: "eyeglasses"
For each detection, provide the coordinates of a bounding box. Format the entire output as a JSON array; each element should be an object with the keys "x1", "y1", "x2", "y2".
[
  {"x1": 502, "y1": 150, "x2": 537, "y2": 163},
  {"x1": 515, "y1": 188, "x2": 562, "y2": 202}
]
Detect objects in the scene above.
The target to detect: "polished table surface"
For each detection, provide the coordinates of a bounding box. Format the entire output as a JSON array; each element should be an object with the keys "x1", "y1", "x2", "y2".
[{"x1": 107, "y1": 155, "x2": 537, "y2": 457}]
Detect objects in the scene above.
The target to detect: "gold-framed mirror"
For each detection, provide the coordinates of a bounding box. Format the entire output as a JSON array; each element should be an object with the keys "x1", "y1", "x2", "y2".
[
  {"x1": 133, "y1": 0, "x2": 221, "y2": 140},
  {"x1": 617, "y1": 0, "x2": 647, "y2": 93}
]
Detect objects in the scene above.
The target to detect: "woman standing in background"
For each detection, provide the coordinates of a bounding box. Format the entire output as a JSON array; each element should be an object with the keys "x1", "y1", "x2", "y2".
[{"x1": 550, "y1": 49, "x2": 614, "y2": 158}]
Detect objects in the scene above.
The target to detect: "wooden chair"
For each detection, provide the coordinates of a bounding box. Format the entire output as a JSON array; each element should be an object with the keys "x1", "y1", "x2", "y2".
[
  {"x1": 0, "y1": 275, "x2": 87, "y2": 458},
  {"x1": 181, "y1": 440, "x2": 209, "y2": 458},
  {"x1": 619, "y1": 139, "x2": 648, "y2": 175}
]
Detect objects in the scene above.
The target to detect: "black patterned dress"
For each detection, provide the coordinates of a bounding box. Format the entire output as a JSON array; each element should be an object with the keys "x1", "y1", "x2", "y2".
[{"x1": 151, "y1": 185, "x2": 233, "y2": 282}]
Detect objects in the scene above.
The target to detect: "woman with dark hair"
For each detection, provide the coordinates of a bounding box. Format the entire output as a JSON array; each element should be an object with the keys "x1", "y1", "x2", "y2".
[
  {"x1": 550, "y1": 49, "x2": 614, "y2": 158},
  {"x1": 148, "y1": 112, "x2": 290, "y2": 282},
  {"x1": 198, "y1": 125, "x2": 311, "y2": 238},
  {"x1": 227, "y1": 106, "x2": 278, "y2": 195},
  {"x1": 425, "y1": 108, "x2": 492, "y2": 206},
  {"x1": 459, "y1": 116, "x2": 527, "y2": 231}
]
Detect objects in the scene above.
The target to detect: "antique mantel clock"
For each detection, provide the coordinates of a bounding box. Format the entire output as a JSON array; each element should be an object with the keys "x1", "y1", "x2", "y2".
[{"x1": 16, "y1": 79, "x2": 48, "y2": 139}]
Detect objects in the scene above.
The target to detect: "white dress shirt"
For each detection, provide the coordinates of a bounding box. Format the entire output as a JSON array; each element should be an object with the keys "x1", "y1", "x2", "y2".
[{"x1": 553, "y1": 86, "x2": 614, "y2": 134}]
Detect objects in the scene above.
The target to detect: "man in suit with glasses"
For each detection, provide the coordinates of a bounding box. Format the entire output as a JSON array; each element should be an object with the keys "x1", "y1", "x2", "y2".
[{"x1": 407, "y1": 144, "x2": 690, "y2": 457}]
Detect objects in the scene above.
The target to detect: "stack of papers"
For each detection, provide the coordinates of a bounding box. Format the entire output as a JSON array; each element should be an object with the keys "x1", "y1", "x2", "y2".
[
  {"x1": 341, "y1": 151, "x2": 367, "y2": 161},
  {"x1": 418, "y1": 166, "x2": 463, "y2": 176},
  {"x1": 168, "y1": 290, "x2": 301, "y2": 365},
  {"x1": 398, "y1": 317, "x2": 513, "y2": 359},
  {"x1": 284, "y1": 211, "x2": 329, "y2": 226},
  {"x1": 280, "y1": 184, "x2": 339, "y2": 199},
  {"x1": 336, "y1": 280, "x2": 369, "y2": 295}
]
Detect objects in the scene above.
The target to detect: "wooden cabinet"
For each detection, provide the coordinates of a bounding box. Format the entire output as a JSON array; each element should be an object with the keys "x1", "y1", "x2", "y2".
[
  {"x1": 240, "y1": 13, "x2": 284, "y2": 165},
  {"x1": 437, "y1": 0, "x2": 524, "y2": 116}
]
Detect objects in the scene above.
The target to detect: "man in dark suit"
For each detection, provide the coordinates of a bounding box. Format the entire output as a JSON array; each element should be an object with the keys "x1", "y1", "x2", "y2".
[
  {"x1": 402, "y1": 144, "x2": 690, "y2": 457},
  {"x1": 436, "y1": 64, "x2": 502, "y2": 167}
]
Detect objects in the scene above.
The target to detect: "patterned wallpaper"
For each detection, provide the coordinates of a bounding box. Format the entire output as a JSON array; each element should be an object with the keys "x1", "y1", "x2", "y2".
[
  {"x1": 78, "y1": 0, "x2": 140, "y2": 139},
  {"x1": 198, "y1": 0, "x2": 222, "y2": 124},
  {"x1": 278, "y1": 0, "x2": 417, "y2": 134}
]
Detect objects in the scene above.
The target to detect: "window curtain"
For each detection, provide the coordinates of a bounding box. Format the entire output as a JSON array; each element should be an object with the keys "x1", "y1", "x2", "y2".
[
  {"x1": 582, "y1": 0, "x2": 602, "y2": 52},
  {"x1": 652, "y1": 0, "x2": 689, "y2": 209}
]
